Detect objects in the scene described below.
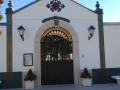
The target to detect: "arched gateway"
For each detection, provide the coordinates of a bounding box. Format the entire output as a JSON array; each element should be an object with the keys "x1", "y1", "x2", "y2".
[
  {"x1": 34, "y1": 21, "x2": 80, "y2": 86},
  {"x1": 41, "y1": 27, "x2": 73, "y2": 84}
]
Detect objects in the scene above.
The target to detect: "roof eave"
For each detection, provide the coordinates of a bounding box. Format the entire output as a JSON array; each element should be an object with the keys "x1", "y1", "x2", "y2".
[
  {"x1": 13, "y1": 0, "x2": 96, "y2": 14},
  {"x1": 13, "y1": 0, "x2": 41, "y2": 14},
  {"x1": 71, "y1": 0, "x2": 96, "y2": 14}
]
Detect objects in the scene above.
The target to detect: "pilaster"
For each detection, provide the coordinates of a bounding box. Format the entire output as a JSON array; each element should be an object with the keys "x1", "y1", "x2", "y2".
[
  {"x1": 6, "y1": 0, "x2": 13, "y2": 72},
  {"x1": 95, "y1": 1, "x2": 105, "y2": 68}
]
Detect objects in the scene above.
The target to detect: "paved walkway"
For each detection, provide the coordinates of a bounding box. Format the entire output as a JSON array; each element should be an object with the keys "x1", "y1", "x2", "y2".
[{"x1": 1, "y1": 84, "x2": 120, "y2": 90}]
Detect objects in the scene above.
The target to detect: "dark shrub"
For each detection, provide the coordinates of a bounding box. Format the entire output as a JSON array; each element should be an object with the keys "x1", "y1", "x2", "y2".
[
  {"x1": 24, "y1": 69, "x2": 36, "y2": 81},
  {"x1": 81, "y1": 68, "x2": 91, "y2": 78}
]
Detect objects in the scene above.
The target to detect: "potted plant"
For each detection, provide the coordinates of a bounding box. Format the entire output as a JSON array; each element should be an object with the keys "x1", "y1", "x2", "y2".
[
  {"x1": 24, "y1": 69, "x2": 36, "y2": 90},
  {"x1": 80, "y1": 68, "x2": 92, "y2": 86}
]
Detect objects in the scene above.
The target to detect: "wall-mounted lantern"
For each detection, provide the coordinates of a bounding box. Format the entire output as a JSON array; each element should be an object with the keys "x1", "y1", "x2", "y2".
[
  {"x1": 17, "y1": 25, "x2": 26, "y2": 41},
  {"x1": 88, "y1": 25, "x2": 95, "y2": 40}
]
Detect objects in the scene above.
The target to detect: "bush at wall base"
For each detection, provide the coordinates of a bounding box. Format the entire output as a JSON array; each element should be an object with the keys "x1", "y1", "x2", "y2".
[
  {"x1": 80, "y1": 68, "x2": 92, "y2": 86},
  {"x1": 24, "y1": 69, "x2": 36, "y2": 89}
]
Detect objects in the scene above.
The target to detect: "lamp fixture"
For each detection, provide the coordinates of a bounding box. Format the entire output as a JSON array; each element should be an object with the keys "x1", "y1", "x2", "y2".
[
  {"x1": 88, "y1": 25, "x2": 95, "y2": 40},
  {"x1": 17, "y1": 25, "x2": 26, "y2": 41}
]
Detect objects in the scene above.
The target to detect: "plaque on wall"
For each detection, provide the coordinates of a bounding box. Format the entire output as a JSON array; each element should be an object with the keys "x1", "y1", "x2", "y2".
[{"x1": 23, "y1": 53, "x2": 33, "y2": 66}]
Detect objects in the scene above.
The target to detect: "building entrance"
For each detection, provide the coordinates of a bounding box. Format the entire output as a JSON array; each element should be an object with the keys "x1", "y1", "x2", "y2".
[{"x1": 41, "y1": 26, "x2": 74, "y2": 85}]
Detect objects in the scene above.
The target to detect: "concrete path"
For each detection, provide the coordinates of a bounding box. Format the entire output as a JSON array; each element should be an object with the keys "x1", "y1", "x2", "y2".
[{"x1": 1, "y1": 84, "x2": 120, "y2": 90}]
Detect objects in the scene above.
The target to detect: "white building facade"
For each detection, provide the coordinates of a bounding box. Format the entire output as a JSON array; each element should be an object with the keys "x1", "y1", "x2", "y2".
[{"x1": 0, "y1": 0, "x2": 120, "y2": 89}]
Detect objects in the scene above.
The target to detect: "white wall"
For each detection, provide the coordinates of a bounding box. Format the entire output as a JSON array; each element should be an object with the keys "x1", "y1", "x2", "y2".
[
  {"x1": 12, "y1": 0, "x2": 100, "y2": 71},
  {"x1": 0, "y1": 25, "x2": 6, "y2": 72},
  {"x1": 104, "y1": 23, "x2": 120, "y2": 68},
  {"x1": 71, "y1": 18, "x2": 100, "y2": 69}
]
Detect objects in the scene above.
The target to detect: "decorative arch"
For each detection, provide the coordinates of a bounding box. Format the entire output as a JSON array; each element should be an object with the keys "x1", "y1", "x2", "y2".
[
  {"x1": 41, "y1": 26, "x2": 72, "y2": 42},
  {"x1": 34, "y1": 20, "x2": 80, "y2": 86}
]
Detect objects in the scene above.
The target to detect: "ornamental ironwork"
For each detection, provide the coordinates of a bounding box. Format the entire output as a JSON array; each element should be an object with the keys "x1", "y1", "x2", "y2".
[
  {"x1": 46, "y1": 0, "x2": 65, "y2": 12},
  {"x1": 41, "y1": 27, "x2": 73, "y2": 61}
]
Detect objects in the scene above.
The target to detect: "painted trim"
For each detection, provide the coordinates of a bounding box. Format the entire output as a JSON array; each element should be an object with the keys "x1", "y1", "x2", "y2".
[
  {"x1": 98, "y1": 14, "x2": 106, "y2": 68},
  {"x1": 92, "y1": 68, "x2": 120, "y2": 84},
  {"x1": 42, "y1": 16, "x2": 70, "y2": 23},
  {"x1": 104, "y1": 22, "x2": 120, "y2": 25},
  {"x1": 0, "y1": 23, "x2": 7, "y2": 26},
  {"x1": 0, "y1": 72, "x2": 22, "y2": 89}
]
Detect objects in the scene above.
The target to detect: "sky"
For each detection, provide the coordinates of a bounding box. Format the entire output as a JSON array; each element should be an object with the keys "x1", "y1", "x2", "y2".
[{"x1": 0, "y1": 0, "x2": 120, "y2": 23}]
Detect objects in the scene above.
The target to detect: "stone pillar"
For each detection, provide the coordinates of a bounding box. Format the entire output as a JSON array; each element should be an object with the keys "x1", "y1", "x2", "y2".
[
  {"x1": 6, "y1": 0, "x2": 13, "y2": 72},
  {"x1": 95, "y1": 1, "x2": 105, "y2": 68}
]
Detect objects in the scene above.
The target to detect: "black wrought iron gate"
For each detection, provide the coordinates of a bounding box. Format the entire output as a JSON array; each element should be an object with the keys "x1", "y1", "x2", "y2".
[
  {"x1": 41, "y1": 28, "x2": 74, "y2": 85},
  {"x1": 41, "y1": 60, "x2": 73, "y2": 85}
]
